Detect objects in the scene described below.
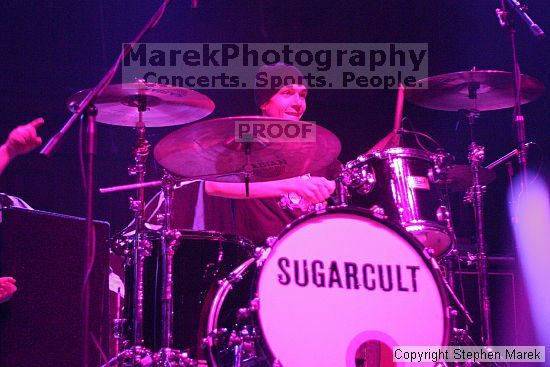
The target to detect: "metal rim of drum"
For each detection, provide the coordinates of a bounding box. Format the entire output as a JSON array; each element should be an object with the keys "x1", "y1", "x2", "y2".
[
  {"x1": 378, "y1": 147, "x2": 435, "y2": 161},
  {"x1": 352, "y1": 147, "x2": 436, "y2": 164},
  {"x1": 170, "y1": 229, "x2": 255, "y2": 249}
]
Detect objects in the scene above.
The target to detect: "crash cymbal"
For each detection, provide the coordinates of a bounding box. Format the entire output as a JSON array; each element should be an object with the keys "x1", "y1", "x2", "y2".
[
  {"x1": 154, "y1": 116, "x2": 341, "y2": 182},
  {"x1": 405, "y1": 70, "x2": 545, "y2": 111},
  {"x1": 67, "y1": 82, "x2": 215, "y2": 127},
  {"x1": 440, "y1": 164, "x2": 497, "y2": 192}
]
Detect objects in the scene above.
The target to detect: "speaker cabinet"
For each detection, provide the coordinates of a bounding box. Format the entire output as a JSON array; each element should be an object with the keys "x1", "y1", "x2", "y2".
[{"x1": 0, "y1": 208, "x2": 110, "y2": 367}]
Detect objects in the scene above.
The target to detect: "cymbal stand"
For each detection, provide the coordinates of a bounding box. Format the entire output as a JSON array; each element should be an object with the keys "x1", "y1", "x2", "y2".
[
  {"x1": 243, "y1": 142, "x2": 252, "y2": 197},
  {"x1": 102, "y1": 98, "x2": 153, "y2": 366},
  {"x1": 432, "y1": 153, "x2": 475, "y2": 338},
  {"x1": 129, "y1": 95, "x2": 151, "y2": 348},
  {"x1": 155, "y1": 172, "x2": 191, "y2": 366},
  {"x1": 463, "y1": 108, "x2": 494, "y2": 347},
  {"x1": 430, "y1": 153, "x2": 475, "y2": 330}
]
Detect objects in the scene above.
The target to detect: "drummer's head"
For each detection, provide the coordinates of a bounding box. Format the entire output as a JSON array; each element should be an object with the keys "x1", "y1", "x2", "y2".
[{"x1": 254, "y1": 63, "x2": 307, "y2": 121}]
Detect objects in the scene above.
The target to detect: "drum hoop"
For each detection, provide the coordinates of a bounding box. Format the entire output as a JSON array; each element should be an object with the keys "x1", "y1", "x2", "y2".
[
  {"x1": 402, "y1": 220, "x2": 451, "y2": 231},
  {"x1": 367, "y1": 147, "x2": 434, "y2": 162},
  {"x1": 262, "y1": 205, "x2": 451, "y2": 346},
  {"x1": 172, "y1": 229, "x2": 254, "y2": 248}
]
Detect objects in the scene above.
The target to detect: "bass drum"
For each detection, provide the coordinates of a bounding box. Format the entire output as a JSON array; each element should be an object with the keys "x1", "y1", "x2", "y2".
[{"x1": 205, "y1": 207, "x2": 450, "y2": 367}]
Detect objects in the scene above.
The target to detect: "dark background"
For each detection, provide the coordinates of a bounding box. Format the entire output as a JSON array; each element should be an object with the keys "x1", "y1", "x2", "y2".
[
  {"x1": 1, "y1": 0, "x2": 548, "y2": 250},
  {"x1": 1, "y1": 0, "x2": 549, "y2": 358}
]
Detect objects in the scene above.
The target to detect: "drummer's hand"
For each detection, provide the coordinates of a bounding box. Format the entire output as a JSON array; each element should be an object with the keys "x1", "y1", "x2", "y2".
[
  {"x1": 4, "y1": 118, "x2": 44, "y2": 158},
  {"x1": 288, "y1": 176, "x2": 335, "y2": 204},
  {"x1": 0, "y1": 277, "x2": 17, "y2": 304}
]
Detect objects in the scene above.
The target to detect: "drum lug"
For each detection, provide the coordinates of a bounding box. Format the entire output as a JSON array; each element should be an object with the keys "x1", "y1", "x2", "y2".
[
  {"x1": 265, "y1": 236, "x2": 277, "y2": 247},
  {"x1": 254, "y1": 246, "x2": 271, "y2": 267},
  {"x1": 249, "y1": 297, "x2": 259, "y2": 311},
  {"x1": 128, "y1": 197, "x2": 143, "y2": 212},
  {"x1": 164, "y1": 229, "x2": 182, "y2": 240},
  {"x1": 109, "y1": 236, "x2": 129, "y2": 256},
  {"x1": 112, "y1": 317, "x2": 127, "y2": 340},
  {"x1": 237, "y1": 298, "x2": 259, "y2": 321},
  {"x1": 203, "y1": 328, "x2": 229, "y2": 347},
  {"x1": 137, "y1": 238, "x2": 153, "y2": 257},
  {"x1": 436, "y1": 205, "x2": 450, "y2": 223},
  {"x1": 254, "y1": 246, "x2": 265, "y2": 259},
  {"x1": 228, "y1": 326, "x2": 260, "y2": 359},
  {"x1": 341, "y1": 157, "x2": 376, "y2": 195},
  {"x1": 368, "y1": 205, "x2": 387, "y2": 219},
  {"x1": 155, "y1": 212, "x2": 165, "y2": 223},
  {"x1": 423, "y1": 246, "x2": 436, "y2": 258},
  {"x1": 225, "y1": 271, "x2": 243, "y2": 284}
]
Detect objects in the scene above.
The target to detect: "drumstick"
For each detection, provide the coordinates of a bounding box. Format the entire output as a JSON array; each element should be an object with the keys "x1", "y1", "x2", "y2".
[
  {"x1": 367, "y1": 84, "x2": 405, "y2": 153},
  {"x1": 393, "y1": 83, "x2": 405, "y2": 132}
]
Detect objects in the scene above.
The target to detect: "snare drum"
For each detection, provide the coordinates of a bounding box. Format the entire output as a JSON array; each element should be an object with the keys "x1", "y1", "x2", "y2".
[
  {"x1": 344, "y1": 147, "x2": 452, "y2": 256},
  {"x1": 205, "y1": 208, "x2": 450, "y2": 367}
]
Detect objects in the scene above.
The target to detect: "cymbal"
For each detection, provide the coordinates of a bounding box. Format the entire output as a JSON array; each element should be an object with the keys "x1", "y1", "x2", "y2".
[
  {"x1": 154, "y1": 116, "x2": 341, "y2": 182},
  {"x1": 441, "y1": 164, "x2": 496, "y2": 192},
  {"x1": 405, "y1": 70, "x2": 545, "y2": 111},
  {"x1": 67, "y1": 83, "x2": 215, "y2": 127}
]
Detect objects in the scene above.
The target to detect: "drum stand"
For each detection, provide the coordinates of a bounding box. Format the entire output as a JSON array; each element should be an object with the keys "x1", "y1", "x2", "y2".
[
  {"x1": 434, "y1": 159, "x2": 478, "y2": 345},
  {"x1": 463, "y1": 108, "x2": 494, "y2": 347},
  {"x1": 155, "y1": 173, "x2": 195, "y2": 366},
  {"x1": 102, "y1": 171, "x2": 193, "y2": 367},
  {"x1": 101, "y1": 100, "x2": 155, "y2": 366},
  {"x1": 102, "y1": 99, "x2": 191, "y2": 367}
]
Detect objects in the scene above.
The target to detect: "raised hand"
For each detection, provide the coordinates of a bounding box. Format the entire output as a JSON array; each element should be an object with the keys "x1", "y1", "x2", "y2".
[{"x1": 5, "y1": 117, "x2": 45, "y2": 157}]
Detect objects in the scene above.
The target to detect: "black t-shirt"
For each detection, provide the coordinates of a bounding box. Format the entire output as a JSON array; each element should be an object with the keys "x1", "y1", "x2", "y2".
[{"x1": 231, "y1": 160, "x2": 342, "y2": 244}]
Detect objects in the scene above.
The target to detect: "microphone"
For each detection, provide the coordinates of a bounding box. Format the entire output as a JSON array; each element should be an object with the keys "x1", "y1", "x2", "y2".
[{"x1": 497, "y1": 0, "x2": 545, "y2": 38}]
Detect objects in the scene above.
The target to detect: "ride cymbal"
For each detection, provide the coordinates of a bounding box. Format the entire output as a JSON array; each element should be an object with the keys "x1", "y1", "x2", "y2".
[{"x1": 154, "y1": 116, "x2": 341, "y2": 182}]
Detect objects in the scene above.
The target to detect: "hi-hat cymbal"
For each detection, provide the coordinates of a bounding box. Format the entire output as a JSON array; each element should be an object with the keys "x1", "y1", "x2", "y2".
[
  {"x1": 441, "y1": 164, "x2": 496, "y2": 192},
  {"x1": 405, "y1": 70, "x2": 545, "y2": 111},
  {"x1": 67, "y1": 82, "x2": 215, "y2": 127},
  {"x1": 154, "y1": 116, "x2": 341, "y2": 182}
]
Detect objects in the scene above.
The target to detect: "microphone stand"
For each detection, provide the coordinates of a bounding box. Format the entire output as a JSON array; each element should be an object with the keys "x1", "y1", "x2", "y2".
[
  {"x1": 37, "y1": 2, "x2": 174, "y2": 367},
  {"x1": 495, "y1": 0, "x2": 544, "y2": 194}
]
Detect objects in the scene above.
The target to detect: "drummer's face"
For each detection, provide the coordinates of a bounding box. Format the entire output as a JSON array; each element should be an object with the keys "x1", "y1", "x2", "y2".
[{"x1": 261, "y1": 84, "x2": 307, "y2": 121}]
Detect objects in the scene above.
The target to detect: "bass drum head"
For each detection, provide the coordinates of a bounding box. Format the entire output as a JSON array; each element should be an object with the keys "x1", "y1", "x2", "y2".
[{"x1": 257, "y1": 207, "x2": 450, "y2": 366}]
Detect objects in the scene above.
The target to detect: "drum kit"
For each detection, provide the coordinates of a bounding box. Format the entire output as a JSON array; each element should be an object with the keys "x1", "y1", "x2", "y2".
[{"x1": 67, "y1": 69, "x2": 544, "y2": 367}]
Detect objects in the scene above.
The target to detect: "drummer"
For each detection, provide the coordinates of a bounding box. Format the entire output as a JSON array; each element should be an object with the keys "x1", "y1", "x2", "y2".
[{"x1": 205, "y1": 63, "x2": 340, "y2": 244}]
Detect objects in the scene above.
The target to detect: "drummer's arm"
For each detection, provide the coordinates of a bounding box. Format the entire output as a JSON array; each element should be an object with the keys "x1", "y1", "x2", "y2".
[{"x1": 205, "y1": 177, "x2": 335, "y2": 204}]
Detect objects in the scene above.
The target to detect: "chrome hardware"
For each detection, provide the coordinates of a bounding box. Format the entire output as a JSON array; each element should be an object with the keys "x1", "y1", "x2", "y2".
[
  {"x1": 341, "y1": 156, "x2": 377, "y2": 195},
  {"x1": 112, "y1": 318, "x2": 127, "y2": 340},
  {"x1": 128, "y1": 197, "x2": 143, "y2": 212},
  {"x1": 436, "y1": 205, "x2": 450, "y2": 223},
  {"x1": 369, "y1": 205, "x2": 386, "y2": 219},
  {"x1": 265, "y1": 236, "x2": 277, "y2": 247}
]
